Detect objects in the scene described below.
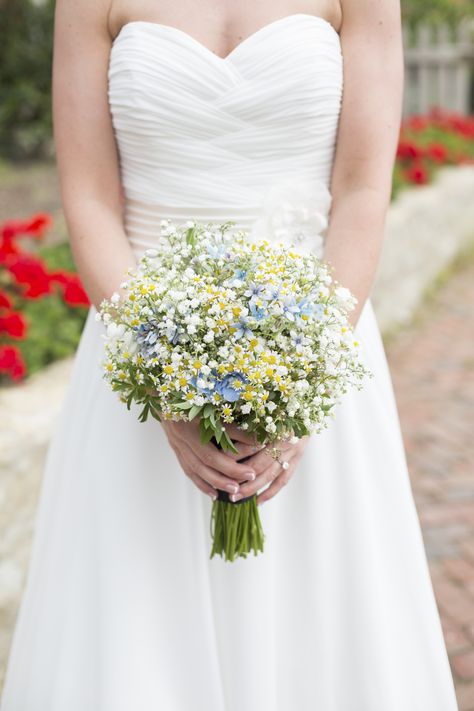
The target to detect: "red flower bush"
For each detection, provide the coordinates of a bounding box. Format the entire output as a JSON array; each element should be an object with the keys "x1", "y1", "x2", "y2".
[
  {"x1": 0, "y1": 345, "x2": 26, "y2": 382},
  {"x1": 394, "y1": 107, "x2": 474, "y2": 196},
  {"x1": 0, "y1": 213, "x2": 90, "y2": 383}
]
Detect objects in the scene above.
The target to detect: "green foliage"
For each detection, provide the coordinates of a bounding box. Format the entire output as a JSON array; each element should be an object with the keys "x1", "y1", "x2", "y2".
[
  {"x1": 0, "y1": 0, "x2": 55, "y2": 160},
  {"x1": 401, "y1": 0, "x2": 474, "y2": 26},
  {"x1": 18, "y1": 242, "x2": 88, "y2": 377}
]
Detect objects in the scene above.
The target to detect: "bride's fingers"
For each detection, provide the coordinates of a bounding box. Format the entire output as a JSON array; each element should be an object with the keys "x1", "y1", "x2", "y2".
[
  {"x1": 235, "y1": 456, "x2": 290, "y2": 499},
  {"x1": 224, "y1": 441, "x2": 265, "y2": 461},
  {"x1": 233, "y1": 442, "x2": 294, "y2": 476},
  {"x1": 256, "y1": 461, "x2": 295, "y2": 506},
  {"x1": 183, "y1": 447, "x2": 245, "y2": 493},
  {"x1": 187, "y1": 470, "x2": 218, "y2": 499}
]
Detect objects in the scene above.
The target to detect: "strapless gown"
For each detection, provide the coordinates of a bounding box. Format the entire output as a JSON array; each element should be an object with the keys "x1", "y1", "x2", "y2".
[{"x1": 1, "y1": 14, "x2": 459, "y2": 711}]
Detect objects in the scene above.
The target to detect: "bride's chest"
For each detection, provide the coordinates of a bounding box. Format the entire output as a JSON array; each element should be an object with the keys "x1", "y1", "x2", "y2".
[{"x1": 107, "y1": 17, "x2": 343, "y2": 124}]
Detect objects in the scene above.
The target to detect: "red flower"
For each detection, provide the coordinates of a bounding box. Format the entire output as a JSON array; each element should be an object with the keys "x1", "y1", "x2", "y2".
[
  {"x1": 1, "y1": 212, "x2": 52, "y2": 242},
  {"x1": 50, "y1": 271, "x2": 90, "y2": 306},
  {"x1": 406, "y1": 115, "x2": 429, "y2": 132},
  {"x1": 0, "y1": 311, "x2": 27, "y2": 338},
  {"x1": 426, "y1": 143, "x2": 449, "y2": 163},
  {"x1": 0, "y1": 311, "x2": 27, "y2": 339},
  {"x1": 405, "y1": 161, "x2": 429, "y2": 185},
  {"x1": 396, "y1": 140, "x2": 423, "y2": 161},
  {"x1": 0, "y1": 290, "x2": 12, "y2": 309},
  {"x1": 23, "y1": 213, "x2": 53, "y2": 237},
  {"x1": 7, "y1": 254, "x2": 51, "y2": 298},
  {"x1": 62, "y1": 275, "x2": 90, "y2": 307},
  {"x1": 49, "y1": 270, "x2": 71, "y2": 286},
  {"x1": 0, "y1": 345, "x2": 26, "y2": 381},
  {"x1": 0, "y1": 234, "x2": 20, "y2": 264}
]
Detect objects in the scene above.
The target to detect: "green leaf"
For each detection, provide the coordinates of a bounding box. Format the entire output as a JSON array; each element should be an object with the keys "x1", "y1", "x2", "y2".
[
  {"x1": 188, "y1": 404, "x2": 203, "y2": 421},
  {"x1": 203, "y1": 403, "x2": 214, "y2": 418},
  {"x1": 220, "y1": 430, "x2": 238, "y2": 454},
  {"x1": 175, "y1": 401, "x2": 195, "y2": 410},
  {"x1": 199, "y1": 420, "x2": 215, "y2": 445}
]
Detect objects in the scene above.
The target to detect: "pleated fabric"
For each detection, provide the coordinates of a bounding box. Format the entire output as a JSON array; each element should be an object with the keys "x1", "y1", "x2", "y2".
[{"x1": 1, "y1": 14, "x2": 458, "y2": 710}]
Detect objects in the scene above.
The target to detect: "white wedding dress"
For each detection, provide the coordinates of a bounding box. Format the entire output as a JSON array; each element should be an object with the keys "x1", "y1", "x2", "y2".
[{"x1": 1, "y1": 14, "x2": 459, "y2": 711}]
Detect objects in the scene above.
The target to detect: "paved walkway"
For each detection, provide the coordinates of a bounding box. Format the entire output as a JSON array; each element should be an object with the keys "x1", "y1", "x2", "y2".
[{"x1": 386, "y1": 256, "x2": 474, "y2": 710}]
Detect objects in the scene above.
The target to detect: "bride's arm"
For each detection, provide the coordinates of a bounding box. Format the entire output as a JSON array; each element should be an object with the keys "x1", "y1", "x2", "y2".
[
  {"x1": 323, "y1": 0, "x2": 404, "y2": 328},
  {"x1": 53, "y1": 0, "x2": 136, "y2": 310}
]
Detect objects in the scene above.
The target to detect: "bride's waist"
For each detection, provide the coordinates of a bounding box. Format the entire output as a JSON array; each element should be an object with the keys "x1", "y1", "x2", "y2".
[{"x1": 123, "y1": 198, "x2": 261, "y2": 254}]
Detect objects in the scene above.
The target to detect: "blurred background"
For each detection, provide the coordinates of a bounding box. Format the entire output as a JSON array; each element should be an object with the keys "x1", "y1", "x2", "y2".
[{"x1": 0, "y1": 0, "x2": 473, "y2": 705}]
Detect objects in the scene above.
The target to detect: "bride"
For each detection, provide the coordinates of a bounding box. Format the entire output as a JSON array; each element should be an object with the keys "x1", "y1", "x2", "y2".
[{"x1": 1, "y1": 0, "x2": 459, "y2": 709}]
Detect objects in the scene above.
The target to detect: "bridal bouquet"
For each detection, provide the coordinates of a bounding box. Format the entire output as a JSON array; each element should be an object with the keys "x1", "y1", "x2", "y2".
[{"x1": 98, "y1": 219, "x2": 372, "y2": 561}]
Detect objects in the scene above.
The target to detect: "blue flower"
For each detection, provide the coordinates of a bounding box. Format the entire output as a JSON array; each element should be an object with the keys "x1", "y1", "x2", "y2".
[
  {"x1": 262, "y1": 284, "x2": 282, "y2": 301},
  {"x1": 249, "y1": 301, "x2": 267, "y2": 321},
  {"x1": 281, "y1": 296, "x2": 300, "y2": 322},
  {"x1": 190, "y1": 371, "x2": 216, "y2": 400},
  {"x1": 244, "y1": 282, "x2": 265, "y2": 301},
  {"x1": 231, "y1": 316, "x2": 254, "y2": 340},
  {"x1": 231, "y1": 268, "x2": 247, "y2": 285},
  {"x1": 134, "y1": 319, "x2": 161, "y2": 357},
  {"x1": 216, "y1": 372, "x2": 248, "y2": 402}
]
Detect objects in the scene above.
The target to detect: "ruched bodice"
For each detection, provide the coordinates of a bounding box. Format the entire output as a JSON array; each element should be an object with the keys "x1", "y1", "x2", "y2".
[{"x1": 107, "y1": 14, "x2": 343, "y2": 253}]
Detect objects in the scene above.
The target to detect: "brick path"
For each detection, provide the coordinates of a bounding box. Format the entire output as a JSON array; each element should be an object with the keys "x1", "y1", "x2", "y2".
[{"x1": 386, "y1": 256, "x2": 474, "y2": 710}]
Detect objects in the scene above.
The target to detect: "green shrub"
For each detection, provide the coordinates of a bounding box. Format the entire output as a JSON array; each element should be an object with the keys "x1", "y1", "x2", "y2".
[{"x1": 0, "y1": 0, "x2": 55, "y2": 160}]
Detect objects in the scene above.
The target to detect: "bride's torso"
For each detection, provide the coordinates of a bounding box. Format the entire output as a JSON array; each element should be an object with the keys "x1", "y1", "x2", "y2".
[{"x1": 107, "y1": 10, "x2": 344, "y2": 256}]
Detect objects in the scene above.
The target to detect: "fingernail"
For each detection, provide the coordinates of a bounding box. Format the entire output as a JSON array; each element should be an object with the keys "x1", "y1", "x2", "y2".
[
  {"x1": 225, "y1": 483, "x2": 239, "y2": 493},
  {"x1": 245, "y1": 471, "x2": 256, "y2": 481},
  {"x1": 210, "y1": 492, "x2": 217, "y2": 501},
  {"x1": 230, "y1": 493, "x2": 243, "y2": 502}
]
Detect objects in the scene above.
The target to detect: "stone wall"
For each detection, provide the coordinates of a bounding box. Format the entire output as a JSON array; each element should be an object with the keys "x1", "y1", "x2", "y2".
[
  {"x1": 0, "y1": 165, "x2": 474, "y2": 690},
  {"x1": 372, "y1": 165, "x2": 474, "y2": 334}
]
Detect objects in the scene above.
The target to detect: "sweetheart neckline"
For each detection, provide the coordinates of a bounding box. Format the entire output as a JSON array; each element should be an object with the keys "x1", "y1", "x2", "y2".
[{"x1": 111, "y1": 13, "x2": 341, "y2": 62}]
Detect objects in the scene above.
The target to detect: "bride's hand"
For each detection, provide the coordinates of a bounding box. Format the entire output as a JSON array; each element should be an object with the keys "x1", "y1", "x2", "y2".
[
  {"x1": 161, "y1": 419, "x2": 262, "y2": 500},
  {"x1": 226, "y1": 435, "x2": 310, "y2": 506}
]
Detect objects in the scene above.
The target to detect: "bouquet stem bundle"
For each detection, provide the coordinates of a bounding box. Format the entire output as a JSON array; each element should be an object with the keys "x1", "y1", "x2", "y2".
[
  {"x1": 210, "y1": 495, "x2": 265, "y2": 562},
  {"x1": 209, "y1": 437, "x2": 265, "y2": 561}
]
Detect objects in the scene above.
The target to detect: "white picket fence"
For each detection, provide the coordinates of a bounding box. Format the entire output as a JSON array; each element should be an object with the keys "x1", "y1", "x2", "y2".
[{"x1": 403, "y1": 19, "x2": 474, "y2": 116}]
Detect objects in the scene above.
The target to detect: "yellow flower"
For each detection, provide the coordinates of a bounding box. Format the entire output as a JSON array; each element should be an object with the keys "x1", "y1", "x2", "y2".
[{"x1": 163, "y1": 365, "x2": 174, "y2": 375}]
